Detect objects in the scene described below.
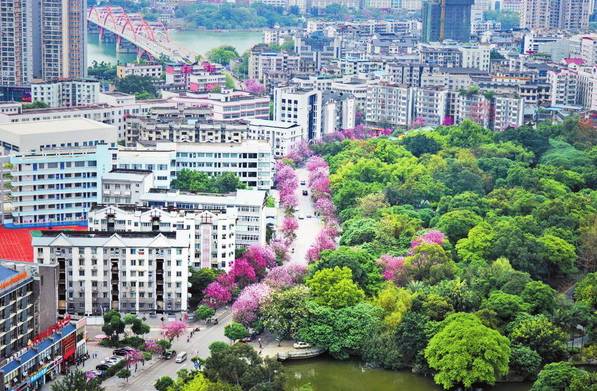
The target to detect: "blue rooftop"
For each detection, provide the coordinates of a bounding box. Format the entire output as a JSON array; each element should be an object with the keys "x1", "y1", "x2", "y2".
[
  {"x1": 0, "y1": 265, "x2": 19, "y2": 284},
  {"x1": 0, "y1": 323, "x2": 76, "y2": 374}
]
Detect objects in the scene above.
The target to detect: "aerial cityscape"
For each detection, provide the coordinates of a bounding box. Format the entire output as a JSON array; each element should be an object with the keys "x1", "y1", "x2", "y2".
[{"x1": 0, "y1": 0, "x2": 595, "y2": 390}]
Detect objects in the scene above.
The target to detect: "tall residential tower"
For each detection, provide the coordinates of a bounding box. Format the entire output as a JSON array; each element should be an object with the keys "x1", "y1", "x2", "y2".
[
  {"x1": 0, "y1": 0, "x2": 35, "y2": 88},
  {"x1": 422, "y1": 0, "x2": 474, "y2": 42}
]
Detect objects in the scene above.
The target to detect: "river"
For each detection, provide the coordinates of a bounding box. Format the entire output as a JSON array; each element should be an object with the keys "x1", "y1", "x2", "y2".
[
  {"x1": 87, "y1": 30, "x2": 263, "y2": 65},
  {"x1": 284, "y1": 358, "x2": 531, "y2": 391}
]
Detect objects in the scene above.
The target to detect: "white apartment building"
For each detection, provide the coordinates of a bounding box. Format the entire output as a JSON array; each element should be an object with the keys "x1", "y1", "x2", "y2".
[
  {"x1": 88, "y1": 205, "x2": 237, "y2": 270},
  {"x1": 248, "y1": 51, "x2": 301, "y2": 84},
  {"x1": 493, "y1": 95, "x2": 525, "y2": 131},
  {"x1": 366, "y1": 83, "x2": 414, "y2": 128},
  {"x1": 273, "y1": 87, "x2": 322, "y2": 140},
  {"x1": 140, "y1": 189, "x2": 267, "y2": 248},
  {"x1": 117, "y1": 140, "x2": 274, "y2": 190},
  {"x1": 413, "y1": 88, "x2": 449, "y2": 127},
  {"x1": 548, "y1": 68, "x2": 578, "y2": 106},
  {"x1": 117, "y1": 63, "x2": 163, "y2": 79},
  {"x1": 330, "y1": 79, "x2": 369, "y2": 110},
  {"x1": 162, "y1": 90, "x2": 270, "y2": 121},
  {"x1": 321, "y1": 92, "x2": 356, "y2": 134},
  {"x1": 454, "y1": 93, "x2": 492, "y2": 128},
  {"x1": 101, "y1": 169, "x2": 155, "y2": 205},
  {"x1": 188, "y1": 73, "x2": 227, "y2": 93},
  {"x1": 0, "y1": 118, "x2": 118, "y2": 227},
  {"x1": 31, "y1": 79, "x2": 100, "y2": 108},
  {"x1": 576, "y1": 66, "x2": 597, "y2": 111},
  {"x1": 33, "y1": 231, "x2": 190, "y2": 315},
  {"x1": 460, "y1": 45, "x2": 491, "y2": 72},
  {"x1": 580, "y1": 35, "x2": 597, "y2": 66},
  {"x1": 247, "y1": 119, "x2": 304, "y2": 158}
]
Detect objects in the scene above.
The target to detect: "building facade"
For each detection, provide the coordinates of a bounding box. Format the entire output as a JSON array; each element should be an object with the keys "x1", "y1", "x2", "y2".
[
  {"x1": 422, "y1": 0, "x2": 474, "y2": 43},
  {"x1": 33, "y1": 231, "x2": 190, "y2": 315},
  {"x1": 31, "y1": 80, "x2": 100, "y2": 108},
  {"x1": 101, "y1": 169, "x2": 155, "y2": 205}
]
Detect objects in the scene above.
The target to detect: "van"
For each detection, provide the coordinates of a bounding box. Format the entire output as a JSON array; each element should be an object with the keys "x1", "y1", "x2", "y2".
[{"x1": 175, "y1": 352, "x2": 187, "y2": 363}]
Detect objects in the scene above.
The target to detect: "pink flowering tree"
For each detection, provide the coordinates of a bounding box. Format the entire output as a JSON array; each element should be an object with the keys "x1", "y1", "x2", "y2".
[
  {"x1": 244, "y1": 244, "x2": 277, "y2": 273},
  {"x1": 231, "y1": 283, "x2": 271, "y2": 326},
  {"x1": 243, "y1": 79, "x2": 266, "y2": 95},
  {"x1": 306, "y1": 156, "x2": 328, "y2": 172},
  {"x1": 162, "y1": 320, "x2": 187, "y2": 341},
  {"x1": 409, "y1": 230, "x2": 446, "y2": 254},
  {"x1": 230, "y1": 258, "x2": 257, "y2": 288},
  {"x1": 411, "y1": 116, "x2": 426, "y2": 129},
  {"x1": 306, "y1": 227, "x2": 337, "y2": 263},
  {"x1": 264, "y1": 262, "x2": 308, "y2": 289},
  {"x1": 203, "y1": 281, "x2": 233, "y2": 308},
  {"x1": 285, "y1": 140, "x2": 313, "y2": 164},
  {"x1": 126, "y1": 349, "x2": 144, "y2": 365},
  {"x1": 144, "y1": 340, "x2": 161, "y2": 354},
  {"x1": 270, "y1": 237, "x2": 290, "y2": 263},
  {"x1": 280, "y1": 216, "x2": 299, "y2": 241},
  {"x1": 378, "y1": 254, "x2": 406, "y2": 283}
]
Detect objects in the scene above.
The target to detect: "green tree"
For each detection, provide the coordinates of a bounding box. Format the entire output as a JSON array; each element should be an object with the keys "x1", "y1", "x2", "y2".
[
  {"x1": 189, "y1": 268, "x2": 219, "y2": 307},
  {"x1": 114, "y1": 75, "x2": 157, "y2": 99},
  {"x1": 23, "y1": 101, "x2": 50, "y2": 110},
  {"x1": 203, "y1": 343, "x2": 284, "y2": 390},
  {"x1": 373, "y1": 284, "x2": 412, "y2": 330},
  {"x1": 574, "y1": 272, "x2": 596, "y2": 309},
  {"x1": 224, "y1": 322, "x2": 249, "y2": 343},
  {"x1": 508, "y1": 344, "x2": 542, "y2": 381},
  {"x1": 312, "y1": 247, "x2": 381, "y2": 295},
  {"x1": 157, "y1": 339, "x2": 172, "y2": 352},
  {"x1": 102, "y1": 310, "x2": 125, "y2": 341},
  {"x1": 195, "y1": 304, "x2": 216, "y2": 322},
  {"x1": 424, "y1": 313, "x2": 511, "y2": 390},
  {"x1": 306, "y1": 266, "x2": 365, "y2": 308},
  {"x1": 481, "y1": 291, "x2": 527, "y2": 325},
  {"x1": 531, "y1": 362, "x2": 593, "y2": 391},
  {"x1": 51, "y1": 369, "x2": 104, "y2": 391},
  {"x1": 154, "y1": 376, "x2": 174, "y2": 391},
  {"x1": 298, "y1": 302, "x2": 382, "y2": 359},
  {"x1": 508, "y1": 313, "x2": 568, "y2": 362},
  {"x1": 224, "y1": 73, "x2": 235, "y2": 89},
  {"x1": 404, "y1": 243, "x2": 456, "y2": 285},
  {"x1": 131, "y1": 318, "x2": 150, "y2": 336},
  {"x1": 521, "y1": 281, "x2": 557, "y2": 315},
  {"x1": 435, "y1": 209, "x2": 483, "y2": 244},
  {"x1": 262, "y1": 285, "x2": 310, "y2": 342},
  {"x1": 207, "y1": 46, "x2": 240, "y2": 66},
  {"x1": 401, "y1": 133, "x2": 442, "y2": 157}
]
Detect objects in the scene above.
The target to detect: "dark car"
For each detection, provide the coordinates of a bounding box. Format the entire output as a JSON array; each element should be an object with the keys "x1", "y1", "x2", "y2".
[
  {"x1": 113, "y1": 347, "x2": 135, "y2": 356},
  {"x1": 163, "y1": 350, "x2": 176, "y2": 360},
  {"x1": 95, "y1": 364, "x2": 110, "y2": 371},
  {"x1": 302, "y1": 190, "x2": 308, "y2": 196}
]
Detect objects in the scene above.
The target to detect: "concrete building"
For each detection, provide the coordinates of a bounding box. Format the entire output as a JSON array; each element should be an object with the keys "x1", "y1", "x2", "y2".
[
  {"x1": 413, "y1": 88, "x2": 449, "y2": 126},
  {"x1": 460, "y1": 45, "x2": 492, "y2": 72},
  {"x1": 247, "y1": 119, "x2": 304, "y2": 158},
  {"x1": 577, "y1": 66, "x2": 597, "y2": 111},
  {"x1": 117, "y1": 140, "x2": 274, "y2": 190},
  {"x1": 88, "y1": 205, "x2": 237, "y2": 270},
  {"x1": 40, "y1": 0, "x2": 87, "y2": 81},
  {"x1": 248, "y1": 49, "x2": 301, "y2": 85},
  {"x1": 31, "y1": 79, "x2": 100, "y2": 108},
  {"x1": 493, "y1": 95, "x2": 525, "y2": 131},
  {"x1": 454, "y1": 93, "x2": 491, "y2": 128},
  {"x1": 522, "y1": 0, "x2": 592, "y2": 32},
  {"x1": 548, "y1": 68, "x2": 578, "y2": 106},
  {"x1": 101, "y1": 169, "x2": 155, "y2": 205},
  {"x1": 0, "y1": 0, "x2": 35, "y2": 89},
  {"x1": 33, "y1": 231, "x2": 190, "y2": 315},
  {"x1": 366, "y1": 83, "x2": 414, "y2": 127},
  {"x1": 580, "y1": 35, "x2": 597, "y2": 66},
  {"x1": 117, "y1": 63, "x2": 163, "y2": 79},
  {"x1": 321, "y1": 91, "x2": 356, "y2": 134},
  {"x1": 273, "y1": 87, "x2": 322, "y2": 140},
  {"x1": 419, "y1": 43, "x2": 463, "y2": 67},
  {"x1": 140, "y1": 189, "x2": 267, "y2": 248},
  {"x1": 422, "y1": 0, "x2": 474, "y2": 43},
  {"x1": 0, "y1": 119, "x2": 118, "y2": 226}
]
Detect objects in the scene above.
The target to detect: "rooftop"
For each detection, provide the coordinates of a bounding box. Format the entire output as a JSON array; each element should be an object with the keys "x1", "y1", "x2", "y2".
[
  {"x1": 0, "y1": 265, "x2": 20, "y2": 285},
  {"x1": 0, "y1": 118, "x2": 115, "y2": 136}
]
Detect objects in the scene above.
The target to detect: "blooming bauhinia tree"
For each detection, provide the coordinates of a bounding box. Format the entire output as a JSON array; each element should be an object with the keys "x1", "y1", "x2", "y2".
[
  {"x1": 144, "y1": 340, "x2": 161, "y2": 354},
  {"x1": 264, "y1": 262, "x2": 308, "y2": 289},
  {"x1": 162, "y1": 320, "x2": 187, "y2": 341},
  {"x1": 126, "y1": 349, "x2": 144, "y2": 365},
  {"x1": 378, "y1": 254, "x2": 406, "y2": 282},
  {"x1": 306, "y1": 226, "x2": 337, "y2": 263},
  {"x1": 410, "y1": 230, "x2": 446, "y2": 254},
  {"x1": 231, "y1": 283, "x2": 271, "y2": 326},
  {"x1": 285, "y1": 140, "x2": 313, "y2": 164},
  {"x1": 204, "y1": 281, "x2": 233, "y2": 308},
  {"x1": 230, "y1": 258, "x2": 258, "y2": 287},
  {"x1": 270, "y1": 237, "x2": 290, "y2": 263},
  {"x1": 244, "y1": 244, "x2": 277, "y2": 273},
  {"x1": 280, "y1": 216, "x2": 299, "y2": 240},
  {"x1": 242, "y1": 79, "x2": 266, "y2": 95}
]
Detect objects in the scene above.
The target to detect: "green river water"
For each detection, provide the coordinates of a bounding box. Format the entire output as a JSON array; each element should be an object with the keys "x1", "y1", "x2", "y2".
[
  {"x1": 87, "y1": 30, "x2": 263, "y2": 65},
  {"x1": 284, "y1": 358, "x2": 531, "y2": 391}
]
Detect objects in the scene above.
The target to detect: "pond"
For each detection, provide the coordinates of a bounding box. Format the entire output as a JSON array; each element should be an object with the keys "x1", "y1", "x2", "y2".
[{"x1": 284, "y1": 358, "x2": 531, "y2": 391}]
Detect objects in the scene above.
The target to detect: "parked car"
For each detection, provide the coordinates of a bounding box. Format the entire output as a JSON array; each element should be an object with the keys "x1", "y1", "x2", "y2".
[
  {"x1": 302, "y1": 190, "x2": 308, "y2": 196},
  {"x1": 175, "y1": 352, "x2": 187, "y2": 363},
  {"x1": 293, "y1": 341, "x2": 312, "y2": 349},
  {"x1": 240, "y1": 336, "x2": 252, "y2": 343},
  {"x1": 306, "y1": 215, "x2": 312, "y2": 219},
  {"x1": 298, "y1": 214, "x2": 304, "y2": 220},
  {"x1": 113, "y1": 347, "x2": 135, "y2": 356},
  {"x1": 163, "y1": 350, "x2": 176, "y2": 360},
  {"x1": 100, "y1": 356, "x2": 122, "y2": 366},
  {"x1": 300, "y1": 181, "x2": 306, "y2": 185},
  {"x1": 95, "y1": 364, "x2": 110, "y2": 371}
]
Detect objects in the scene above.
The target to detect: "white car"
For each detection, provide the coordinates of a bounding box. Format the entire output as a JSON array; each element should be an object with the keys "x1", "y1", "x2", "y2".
[
  {"x1": 293, "y1": 341, "x2": 312, "y2": 349},
  {"x1": 175, "y1": 352, "x2": 187, "y2": 363},
  {"x1": 298, "y1": 214, "x2": 304, "y2": 220}
]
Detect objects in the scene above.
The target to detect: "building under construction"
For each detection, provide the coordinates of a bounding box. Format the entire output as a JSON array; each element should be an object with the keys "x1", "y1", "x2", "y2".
[{"x1": 422, "y1": 0, "x2": 474, "y2": 43}]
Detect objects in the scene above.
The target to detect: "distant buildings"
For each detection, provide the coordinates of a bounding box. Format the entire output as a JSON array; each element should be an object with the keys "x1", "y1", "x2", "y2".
[
  {"x1": 422, "y1": 0, "x2": 474, "y2": 43},
  {"x1": 117, "y1": 63, "x2": 164, "y2": 79},
  {"x1": 521, "y1": 0, "x2": 592, "y2": 32}
]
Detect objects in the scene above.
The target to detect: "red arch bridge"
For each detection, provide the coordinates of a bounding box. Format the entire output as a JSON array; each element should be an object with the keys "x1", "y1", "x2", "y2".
[{"x1": 87, "y1": 6, "x2": 198, "y2": 63}]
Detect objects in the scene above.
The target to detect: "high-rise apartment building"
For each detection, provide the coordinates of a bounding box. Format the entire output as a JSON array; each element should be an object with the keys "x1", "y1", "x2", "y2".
[
  {"x1": 0, "y1": 0, "x2": 87, "y2": 96},
  {"x1": 422, "y1": 0, "x2": 474, "y2": 42},
  {"x1": 521, "y1": 0, "x2": 592, "y2": 32},
  {"x1": 0, "y1": 0, "x2": 34, "y2": 88},
  {"x1": 41, "y1": 0, "x2": 88, "y2": 80}
]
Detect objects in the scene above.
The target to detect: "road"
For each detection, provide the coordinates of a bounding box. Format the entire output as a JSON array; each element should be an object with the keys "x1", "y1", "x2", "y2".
[
  {"x1": 62, "y1": 168, "x2": 321, "y2": 390},
  {"x1": 289, "y1": 168, "x2": 323, "y2": 264}
]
